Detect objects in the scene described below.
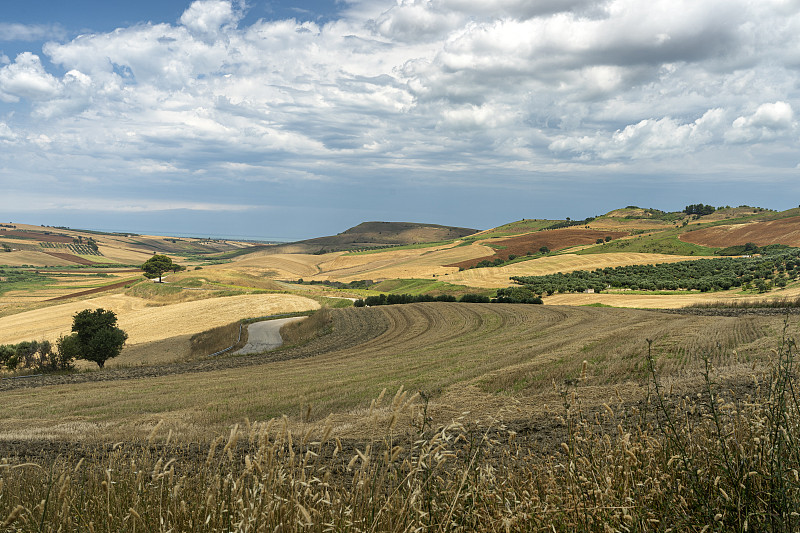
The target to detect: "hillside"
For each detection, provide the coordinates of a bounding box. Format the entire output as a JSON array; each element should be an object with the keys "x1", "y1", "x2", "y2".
[{"x1": 258, "y1": 221, "x2": 479, "y2": 254}]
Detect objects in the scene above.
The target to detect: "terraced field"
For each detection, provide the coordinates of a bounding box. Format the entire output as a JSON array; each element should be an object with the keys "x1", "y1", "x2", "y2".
[{"x1": 0, "y1": 303, "x2": 779, "y2": 441}]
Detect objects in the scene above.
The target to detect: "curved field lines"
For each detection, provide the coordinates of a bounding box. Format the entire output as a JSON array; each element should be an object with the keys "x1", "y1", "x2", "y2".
[
  {"x1": 231, "y1": 253, "x2": 335, "y2": 278},
  {"x1": 308, "y1": 243, "x2": 494, "y2": 282},
  {"x1": 0, "y1": 293, "x2": 320, "y2": 364},
  {"x1": 0, "y1": 302, "x2": 778, "y2": 441},
  {"x1": 441, "y1": 253, "x2": 701, "y2": 288}
]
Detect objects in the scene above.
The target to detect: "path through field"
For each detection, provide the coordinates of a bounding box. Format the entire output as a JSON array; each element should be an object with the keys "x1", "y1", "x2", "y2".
[{"x1": 234, "y1": 317, "x2": 306, "y2": 355}]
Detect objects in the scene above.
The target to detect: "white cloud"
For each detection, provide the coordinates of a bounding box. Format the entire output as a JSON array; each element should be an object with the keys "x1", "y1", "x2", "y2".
[
  {"x1": 0, "y1": 23, "x2": 66, "y2": 42},
  {"x1": 0, "y1": 52, "x2": 61, "y2": 102},
  {"x1": 0, "y1": 0, "x2": 799, "y2": 208},
  {"x1": 726, "y1": 101, "x2": 796, "y2": 142},
  {"x1": 180, "y1": 0, "x2": 243, "y2": 39}
]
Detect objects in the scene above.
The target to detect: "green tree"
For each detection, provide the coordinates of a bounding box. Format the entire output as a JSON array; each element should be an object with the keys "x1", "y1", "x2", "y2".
[
  {"x1": 71, "y1": 308, "x2": 128, "y2": 369},
  {"x1": 141, "y1": 254, "x2": 184, "y2": 282}
]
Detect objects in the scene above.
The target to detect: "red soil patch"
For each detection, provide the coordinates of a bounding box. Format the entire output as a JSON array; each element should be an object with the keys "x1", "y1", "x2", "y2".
[
  {"x1": 0, "y1": 230, "x2": 73, "y2": 243},
  {"x1": 679, "y1": 216, "x2": 800, "y2": 247},
  {"x1": 45, "y1": 278, "x2": 140, "y2": 302},
  {"x1": 446, "y1": 228, "x2": 628, "y2": 269},
  {"x1": 42, "y1": 252, "x2": 97, "y2": 265}
]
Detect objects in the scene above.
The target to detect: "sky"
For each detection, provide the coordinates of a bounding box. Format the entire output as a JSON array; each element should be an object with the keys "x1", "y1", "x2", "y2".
[{"x1": 0, "y1": 0, "x2": 799, "y2": 240}]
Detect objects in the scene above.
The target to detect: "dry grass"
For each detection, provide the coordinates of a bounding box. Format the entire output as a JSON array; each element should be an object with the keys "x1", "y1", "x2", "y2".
[
  {"x1": 231, "y1": 253, "x2": 334, "y2": 279},
  {"x1": 279, "y1": 309, "x2": 331, "y2": 345},
  {"x1": 0, "y1": 304, "x2": 783, "y2": 442},
  {"x1": 680, "y1": 216, "x2": 800, "y2": 247},
  {"x1": 2, "y1": 336, "x2": 799, "y2": 532},
  {"x1": 441, "y1": 252, "x2": 701, "y2": 288},
  {"x1": 0, "y1": 250, "x2": 78, "y2": 267},
  {"x1": 0, "y1": 293, "x2": 321, "y2": 365}
]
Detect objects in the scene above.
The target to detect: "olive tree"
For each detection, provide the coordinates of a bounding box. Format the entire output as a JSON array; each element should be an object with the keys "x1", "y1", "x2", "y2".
[{"x1": 71, "y1": 308, "x2": 128, "y2": 369}]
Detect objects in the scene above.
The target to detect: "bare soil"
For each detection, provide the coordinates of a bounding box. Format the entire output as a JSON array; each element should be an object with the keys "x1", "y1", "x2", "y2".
[
  {"x1": 447, "y1": 228, "x2": 628, "y2": 269},
  {"x1": 41, "y1": 251, "x2": 98, "y2": 265},
  {"x1": 679, "y1": 216, "x2": 800, "y2": 247}
]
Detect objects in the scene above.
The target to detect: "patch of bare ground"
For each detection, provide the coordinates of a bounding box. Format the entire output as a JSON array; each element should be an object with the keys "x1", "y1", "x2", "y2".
[
  {"x1": 447, "y1": 228, "x2": 629, "y2": 270},
  {"x1": 680, "y1": 215, "x2": 800, "y2": 247}
]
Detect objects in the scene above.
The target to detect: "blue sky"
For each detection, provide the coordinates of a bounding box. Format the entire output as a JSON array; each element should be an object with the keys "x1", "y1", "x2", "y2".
[{"x1": 1, "y1": 0, "x2": 799, "y2": 240}]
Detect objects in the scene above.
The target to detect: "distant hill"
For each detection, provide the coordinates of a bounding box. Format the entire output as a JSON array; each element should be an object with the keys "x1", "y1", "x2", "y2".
[{"x1": 263, "y1": 221, "x2": 479, "y2": 254}]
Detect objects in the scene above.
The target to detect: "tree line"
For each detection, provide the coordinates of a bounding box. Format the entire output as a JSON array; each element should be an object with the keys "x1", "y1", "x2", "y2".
[{"x1": 353, "y1": 287, "x2": 542, "y2": 307}]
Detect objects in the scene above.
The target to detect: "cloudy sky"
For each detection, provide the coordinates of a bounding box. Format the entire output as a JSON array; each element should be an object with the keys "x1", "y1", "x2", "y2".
[{"x1": 1, "y1": 0, "x2": 798, "y2": 240}]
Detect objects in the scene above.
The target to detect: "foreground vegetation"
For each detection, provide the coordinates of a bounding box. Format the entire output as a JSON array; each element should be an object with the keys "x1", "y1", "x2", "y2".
[{"x1": 2, "y1": 324, "x2": 799, "y2": 531}]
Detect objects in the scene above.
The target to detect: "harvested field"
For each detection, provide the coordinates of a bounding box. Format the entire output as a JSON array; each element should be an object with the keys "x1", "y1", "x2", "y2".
[
  {"x1": 232, "y1": 252, "x2": 333, "y2": 278},
  {"x1": 94, "y1": 245, "x2": 152, "y2": 264},
  {"x1": 679, "y1": 216, "x2": 800, "y2": 247},
  {"x1": 0, "y1": 250, "x2": 79, "y2": 267},
  {"x1": 544, "y1": 284, "x2": 800, "y2": 308},
  {"x1": 447, "y1": 228, "x2": 628, "y2": 269},
  {"x1": 308, "y1": 242, "x2": 494, "y2": 282},
  {"x1": 0, "y1": 303, "x2": 781, "y2": 442},
  {"x1": 0, "y1": 230, "x2": 73, "y2": 243},
  {"x1": 442, "y1": 252, "x2": 701, "y2": 288},
  {"x1": 0, "y1": 293, "x2": 320, "y2": 365},
  {"x1": 45, "y1": 278, "x2": 140, "y2": 301}
]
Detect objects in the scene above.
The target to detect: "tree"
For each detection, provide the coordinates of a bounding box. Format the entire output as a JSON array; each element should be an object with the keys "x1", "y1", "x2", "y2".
[
  {"x1": 141, "y1": 254, "x2": 184, "y2": 282},
  {"x1": 71, "y1": 308, "x2": 128, "y2": 368}
]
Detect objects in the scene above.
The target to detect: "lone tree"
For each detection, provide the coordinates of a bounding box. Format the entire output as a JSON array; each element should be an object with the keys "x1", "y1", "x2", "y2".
[
  {"x1": 71, "y1": 308, "x2": 128, "y2": 369},
  {"x1": 141, "y1": 254, "x2": 184, "y2": 282}
]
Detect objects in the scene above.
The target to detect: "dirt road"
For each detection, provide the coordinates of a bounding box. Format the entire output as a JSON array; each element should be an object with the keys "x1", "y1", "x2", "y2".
[{"x1": 234, "y1": 317, "x2": 306, "y2": 355}]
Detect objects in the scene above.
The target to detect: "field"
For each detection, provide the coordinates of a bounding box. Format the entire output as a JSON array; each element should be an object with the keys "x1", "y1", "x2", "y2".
[
  {"x1": 446, "y1": 228, "x2": 629, "y2": 269},
  {"x1": 0, "y1": 303, "x2": 780, "y2": 440},
  {"x1": 0, "y1": 293, "x2": 320, "y2": 366},
  {"x1": 441, "y1": 252, "x2": 701, "y2": 290},
  {"x1": 4, "y1": 213, "x2": 800, "y2": 530},
  {"x1": 680, "y1": 215, "x2": 800, "y2": 247}
]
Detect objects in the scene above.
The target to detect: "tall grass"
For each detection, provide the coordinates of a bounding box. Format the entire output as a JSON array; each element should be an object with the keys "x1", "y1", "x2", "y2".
[{"x1": 2, "y1": 327, "x2": 800, "y2": 531}]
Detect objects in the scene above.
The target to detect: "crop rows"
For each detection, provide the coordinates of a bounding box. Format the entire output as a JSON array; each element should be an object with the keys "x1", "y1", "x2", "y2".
[
  {"x1": 512, "y1": 247, "x2": 800, "y2": 295},
  {"x1": 39, "y1": 242, "x2": 103, "y2": 255}
]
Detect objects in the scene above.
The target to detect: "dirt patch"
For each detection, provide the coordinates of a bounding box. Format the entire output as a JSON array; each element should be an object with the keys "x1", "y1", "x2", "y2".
[
  {"x1": 447, "y1": 228, "x2": 628, "y2": 269},
  {"x1": 42, "y1": 251, "x2": 98, "y2": 265},
  {"x1": 45, "y1": 278, "x2": 139, "y2": 301},
  {"x1": 679, "y1": 216, "x2": 800, "y2": 247},
  {"x1": 2, "y1": 230, "x2": 73, "y2": 243}
]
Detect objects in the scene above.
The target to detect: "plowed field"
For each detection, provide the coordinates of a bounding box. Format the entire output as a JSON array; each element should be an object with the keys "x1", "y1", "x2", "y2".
[
  {"x1": 447, "y1": 228, "x2": 628, "y2": 269},
  {"x1": 679, "y1": 216, "x2": 800, "y2": 247},
  {"x1": 0, "y1": 303, "x2": 778, "y2": 441}
]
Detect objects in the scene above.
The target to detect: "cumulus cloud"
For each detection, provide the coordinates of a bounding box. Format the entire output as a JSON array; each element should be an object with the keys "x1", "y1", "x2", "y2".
[
  {"x1": 726, "y1": 101, "x2": 795, "y2": 141},
  {"x1": 0, "y1": 0, "x2": 799, "y2": 210},
  {"x1": 180, "y1": 0, "x2": 243, "y2": 39},
  {"x1": 0, "y1": 52, "x2": 61, "y2": 102}
]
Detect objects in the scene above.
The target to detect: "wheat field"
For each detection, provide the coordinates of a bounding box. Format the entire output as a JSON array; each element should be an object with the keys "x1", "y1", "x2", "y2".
[{"x1": 0, "y1": 293, "x2": 320, "y2": 359}]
